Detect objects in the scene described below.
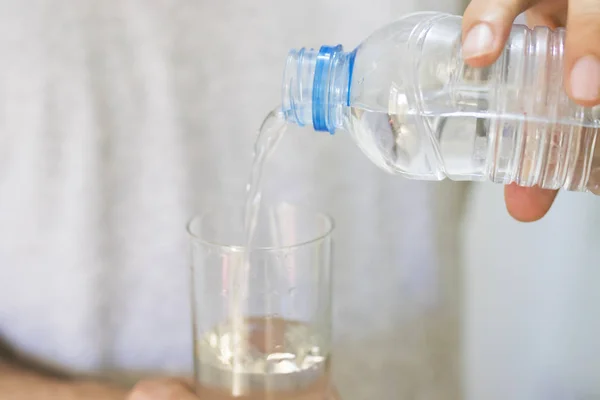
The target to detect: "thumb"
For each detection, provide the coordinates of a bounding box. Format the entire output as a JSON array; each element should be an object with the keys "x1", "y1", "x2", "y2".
[
  {"x1": 462, "y1": 0, "x2": 538, "y2": 66},
  {"x1": 564, "y1": 0, "x2": 600, "y2": 106}
]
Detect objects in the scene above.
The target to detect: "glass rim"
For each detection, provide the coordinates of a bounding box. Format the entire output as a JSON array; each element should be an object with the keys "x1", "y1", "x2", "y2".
[{"x1": 186, "y1": 204, "x2": 335, "y2": 252}]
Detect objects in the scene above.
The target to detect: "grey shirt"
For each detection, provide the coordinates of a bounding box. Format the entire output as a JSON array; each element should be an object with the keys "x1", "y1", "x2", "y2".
[{"x1": 0, "y1": 1, "x2": 465, "y2": 398}]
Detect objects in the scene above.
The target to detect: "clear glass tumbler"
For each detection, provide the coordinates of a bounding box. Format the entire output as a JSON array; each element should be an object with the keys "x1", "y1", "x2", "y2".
[{"x1": 187, "y1": 202, "x2": 336, "y2": 400}]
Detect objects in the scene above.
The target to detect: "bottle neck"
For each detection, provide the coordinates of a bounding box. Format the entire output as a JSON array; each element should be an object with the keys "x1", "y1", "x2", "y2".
[{"x1": 282, "y1": 45, "x2": 355, "y2": 134}]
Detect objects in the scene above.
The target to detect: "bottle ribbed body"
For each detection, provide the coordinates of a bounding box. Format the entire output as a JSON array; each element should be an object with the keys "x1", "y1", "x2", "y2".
[{"x1": 478, "y1": 25, "x2": 600, "y2": 193}]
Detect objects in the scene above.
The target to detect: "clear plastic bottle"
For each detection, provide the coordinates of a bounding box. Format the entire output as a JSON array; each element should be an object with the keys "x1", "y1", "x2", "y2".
[{"x1": 281, "y1": 12, "x2": 600, "y2": 194}]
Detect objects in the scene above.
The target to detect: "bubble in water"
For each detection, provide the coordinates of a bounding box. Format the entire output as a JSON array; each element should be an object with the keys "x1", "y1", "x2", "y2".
[{"x1": 197, "y1": 318, "x2": 327, "y2": 382}]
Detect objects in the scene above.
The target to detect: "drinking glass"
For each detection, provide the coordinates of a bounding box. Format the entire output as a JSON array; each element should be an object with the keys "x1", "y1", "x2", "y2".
[{"x1": 187, "y1": 202, "x2": 336, "y2": 399}]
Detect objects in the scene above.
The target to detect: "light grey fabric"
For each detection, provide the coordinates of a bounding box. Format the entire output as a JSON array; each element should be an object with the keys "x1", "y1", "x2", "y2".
[
  {"x1": 0, "y1": 1, "x2": 465, "y2": 398},
  {"x1": 462, "y1": 183, "x2": 600, "y2": 400}
]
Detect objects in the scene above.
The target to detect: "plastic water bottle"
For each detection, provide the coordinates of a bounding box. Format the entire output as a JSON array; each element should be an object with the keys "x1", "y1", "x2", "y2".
[{"x1": 281, "y1": 12, "x2": 600, "y2": 194}]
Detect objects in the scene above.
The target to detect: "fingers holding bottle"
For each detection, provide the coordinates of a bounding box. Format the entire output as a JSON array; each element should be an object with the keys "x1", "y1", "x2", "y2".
[
  {"x1": 462, "y1": 0, "x2": 537, "y2": 65},
  {"x1": 564, "y1": 0, "x2": 600, "y2": 105},
  {"x1": 462, "y1": 0, "x2": 567, "y2": 221}
]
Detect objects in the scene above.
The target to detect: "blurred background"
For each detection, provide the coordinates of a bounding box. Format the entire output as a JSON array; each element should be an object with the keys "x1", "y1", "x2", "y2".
[{"x1": 0, "y1": 1, "x2": 599, "y2": 400}]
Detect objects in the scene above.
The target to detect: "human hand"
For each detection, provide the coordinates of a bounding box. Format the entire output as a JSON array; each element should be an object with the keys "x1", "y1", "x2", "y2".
[
  {"x1": 126, "y1": 377, "x2": 341, "y2": 400},
  {"x1": 462, "y1": 0, "x2": 600, "y2": 221},
  {"x1": 127, "y1": 378, "x2": 198, "y2": 400}
]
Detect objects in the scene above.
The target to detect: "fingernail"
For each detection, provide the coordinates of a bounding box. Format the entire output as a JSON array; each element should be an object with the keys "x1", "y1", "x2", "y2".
[
  {"x1": 462, "y1": 23, "x2": 494, "y2": 59},
  {"x1": 570, "y1": 55, "x2": 600, "y2": 101}
]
